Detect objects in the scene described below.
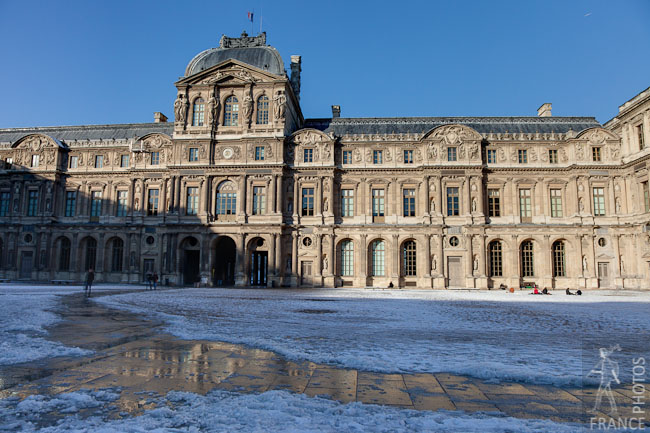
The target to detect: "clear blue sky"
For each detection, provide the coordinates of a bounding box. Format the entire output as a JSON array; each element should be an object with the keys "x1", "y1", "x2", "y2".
[{"x1": 0, "y1": 0, "x2": 648, "y2": 128}]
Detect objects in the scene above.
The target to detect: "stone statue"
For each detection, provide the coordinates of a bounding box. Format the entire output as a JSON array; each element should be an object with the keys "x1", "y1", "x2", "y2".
[
  {"x1": 174, "y1": 94, "x2": 187, "y2": 124},
  {"x1": 286, "y1": 257, "x2": 292, "y2": 272},
  {"x1": 471, "y1": 197, "x2": 477, "y2": 212},
  {"x1": 615, "y1": 198, "x2": 621, "y2": 214},
  {"x1": 620, "y1": 258, "x2": 625, "y2": 273},
  {"x1": 582, "y1": 255, "x2": 588, "y2": 272},
  {"x1": 473, "y1": 255, "x2": 479, "y2": 271},
  {"x1": 431, "y1": 254, "x2": 437, "y2": 272},
  {"x1": 579, "y1": 197, "x2": 585, "y2": 212},
  {"x1": 430, "y1": 198, "x2": 435, "y2": 213},
  {"x1": 243, "y1": 94, "x2": 253, "y2": 125},
  {"x1": 208, "y1": 94, "x2": 220, "y2": 126},
  {"x1": 323, "y1": 198, "x2": 329, "y2": 212},
  {"x1": 323, "y1": 256, "x2": 328, "y2": 272},
  {"x1": 273, "y1": 91, "x2": 286, "y2": 120},
  {"x1": 135, "y1": 198, "x2": 140, "y2": 211}
]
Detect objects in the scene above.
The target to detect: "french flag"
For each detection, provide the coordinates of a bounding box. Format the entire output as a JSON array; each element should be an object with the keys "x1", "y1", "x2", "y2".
[{"x1": 247, "y1": 11, "x2": 254, "y2": 22}]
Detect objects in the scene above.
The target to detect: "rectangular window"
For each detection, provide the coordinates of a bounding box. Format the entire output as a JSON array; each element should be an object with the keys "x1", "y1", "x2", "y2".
[
  {"x1": 373, "y1": 150, "x2": 383, "y2": 164},
  {"x1": 216, "y1": 192, "x2": 237, "y2": 215},
  {"x1": 94, "y1": 155, "x2": 103, "y2": 168},
  {"x1": 186, "y1": 187, "x2": 199, "y2": 215},
  {"x1": 150, "y1": 152, "x2": 160, "y2": 165},
  {"x1": 90, "y1": 191, "x2": 102, "y2": 217},
  {"x1": 593, "y1": 187, "x2": 605, "y2": 216},
  {"x1": 27, "y1": 190, "x2": 38, "y2": 216},
  {"x1": 371, "y1": 189, "x2": 385, "y2": 217},
  {"x1": 519, "y1": 188, "x2": 532, "y2": 220},
  {"x1": 304, "y1": 148, "x2": 313, "y2": 163},
  {"x1": 402, "y1": 188, "x2": 415, "y2": 217},
  {"x1": 69, "y1": 156, "x2": 78, "y2": 168},
  {"x1": 447, "y1": 147, "x2": 457, "y2": 162},
  {"x1": 592, "y1": 147, "x2": 602, "y2": 162},
  {"x1": 302, "y1": 187, "x2": 314, "y2": 216},
  {"x1": 550, "y1": 188, "x2": 563, "y2": 218},
  {"x1": 342, "y1": 150, "x2": 352, "y2": 164},
  {"x1": 64, "y1": 191, "x2": 76, "y2": 217},
  {"x1": 253, "y1": 186, "x2": 266, "y2": 215},
  {"x1": 189, "y1": 148, "x2": 199, "y2": 162},
  {"x1": 638, "y1": 125, "x2": 645, "y2": 150},
  {"x1": 120, "y1": 155, "x2": 129, "y2": 167},
  {"x1": 0, "y1": 192, "x2": 10, "y2": 216},
  {"x1": 341, "y1": 189, "x2": 354, "y2": 217},
  {"x1": 116, "y1": 190, "x2": 128, "y2": 217},
  {"x1": 254, "y1": 146, "x2": 265, "y2": 161},
  {"x1": 403, "y1": 150, "x2": 413, "y2": 164},
  {"x1": 31, "y1": 154, "x2": 40, "y2": 167},
  {"x1": 446, "y1": 187, "x2": 459, "y2": 216},
  {"x1": 548, "y1": 149, "x2": 558, "y2": 164},
  {"x1": 487, "y1": 149, "x2": 496, "y2": 164},
  {"x1": 487, "y1": 189, "x2": 500, "y2": 217},
  {"x1": 644, "y1": 182, "x2": 650, "y2": 213},
  {"x1": 518, "y1": 149, "x2": 528, "y2": 164},
  {"x1": 147, "y1": 189, "x2": 159, "y2": 216}
]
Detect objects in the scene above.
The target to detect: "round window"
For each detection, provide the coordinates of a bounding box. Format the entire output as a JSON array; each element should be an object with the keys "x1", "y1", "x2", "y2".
[
  {"x1": 598, "y1": 238, "x2": 606, "y2": 247},
  {"x1": 24, "y1": 234, "x2": 33, "y2": 243},
  {"x1": 188, "y1": 237, "x2": 198, "y2": 247},
  {"x1": 302, "y1": 237, "x2": 312, "y2": 247},
  {"x1": 146, "y1": 236, "x2": 155, "y2": 245},
  {"x1": 257, "y1": 238, "x2": 264, "y2": 247},
  {"x1": 449, "y1": 236, "x2": 459, "y2": 247}
]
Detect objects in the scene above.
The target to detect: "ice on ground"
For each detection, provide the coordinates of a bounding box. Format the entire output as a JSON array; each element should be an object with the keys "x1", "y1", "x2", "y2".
[
  {"x1": 0, "y1": 387, "x2": 587, "y2": 433},
  {"x1": 97, "y1": 288, "x2": 650, "y2": 386}
]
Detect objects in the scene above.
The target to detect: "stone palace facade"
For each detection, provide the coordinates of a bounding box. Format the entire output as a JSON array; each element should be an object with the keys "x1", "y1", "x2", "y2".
[{"x1": 1, "y1": 32, "x2": 649, "y2": 289}]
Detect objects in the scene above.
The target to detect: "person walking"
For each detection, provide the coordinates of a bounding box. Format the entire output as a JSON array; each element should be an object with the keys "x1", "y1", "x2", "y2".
[
  {"x1": 152, "y1": 272, "x2": 159, "y2": 290},
  {"x1": 147, "y1": 273, "x2": 153, "y2": 290},
  {"x1": 85, "y1": 268, "x2": 94, "y2": 295}
]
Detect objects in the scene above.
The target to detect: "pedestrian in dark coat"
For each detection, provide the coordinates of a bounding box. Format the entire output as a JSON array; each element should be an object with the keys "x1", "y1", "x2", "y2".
[
  {"x1": 147, "y1": 273, "x2": 153, "y2": 290},
  {"x1": 152, "y1": 272, "x2": 159, "y2": 290},
  {"x1": 85, "y1": 268, "x2": 94, "y2": 295}
]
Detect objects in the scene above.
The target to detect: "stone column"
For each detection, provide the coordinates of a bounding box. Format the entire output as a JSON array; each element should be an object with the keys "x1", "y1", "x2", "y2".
[
  {"x1": 292, "y1": 180, "x2": 299, "y2": 220},
  {"x1": 478, "y1": 234, "x2": 486, "y2": 276},
  {"x1": 423, "y1": 176, "x2": 430, "y2": 215},
  {"x1": 161, "y1": 178, "x2": 168, "y2": 216},
  {"x1": 175, "y1": 176, "x2": 182, "y2": 214},
  {"x1": 315, "y1": 234, "x2": 322, "y2": 277},
  {"x1": 276, "y1": 175, "x2": 283, "y2": 215},
  {"x1": 275, "y1": 234, "x2": 281, "y2": 277},
  {"x1": 542, "y1": 235, "x2": 551, "y2": 287},
  {"x1": 612, "y1": 234, "x2": 621, "y2": 278},
  {"x1": 169, "y1": 176, "x2": 175, "y2": 213},
  {"x1": 235, "y1": 233, "x2": 246, "y2": 284},
  {"x1": 435, "y1": 177, "x2": 443, "y2": 216},
  {"x1": 269, "y1": 233, "x2": 277, "y2": 276},
  {"x1": 270, "y1": 175, "x2": 277, "y2": 214},
  {"x1": 329, "y1": 233, "x2": 335, "y2": 277},
  {"x1": 392, "y1": 234, "x2": 399, "y2": 281},
  {"x1": 96, "y1": 233, "x2": 105, "y2": 273},
  {"x1": 424, "y1": 234, "x2": 431, "y2": 277},
  {"x1": 359, "y1": 234, "x2": 367, "y2": 283},
  {"x1": 291, "y1": 232, "x2": 298, "y2": 275}
]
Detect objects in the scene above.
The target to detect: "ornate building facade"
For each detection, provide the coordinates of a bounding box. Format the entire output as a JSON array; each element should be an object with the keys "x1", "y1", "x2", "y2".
[{"x1": 1, "y1": 32, "x2": 649, "y2": 289}]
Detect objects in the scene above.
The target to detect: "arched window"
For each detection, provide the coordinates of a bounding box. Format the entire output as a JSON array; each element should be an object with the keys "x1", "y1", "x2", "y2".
[
  {"x1": 371, "y1": 240, "x2": 385, "y2": 276},
  {"x1": 84, "y1": 237, "x2": 97, "y2": 271},
  {"x1": 488, "y1": 240, "x2": 503, "y2": 277},
  {"x1": 58, "y1": 237, "x2": 71, "y2": 271},
  {"x1": 111, "y1": 238, "x2": 124, "y2": 272},
  {"x1": 224, "y1": 96, "x2": 239, "y2": 126},
  {"x1": 216, "y1": 181, "x2": 237, "y2": 216},
  {"x1": 520, "y1": 240, "x2": 534, "y2": 277},
  {"x1": 552, "y1": 240, "x2": 566, "y2": 277},
  {"x1": 340, "y1": 240, "x2": 354, "y2": 276},
  {"x1": 192, "y1": 98, "x2": 205, "y2": 126},
  {"x1": 402, "y1": 240, "x2": 417, "y2": 276},
  {"x1": 256, "y1": 95, "x2": 269, "y2": 124}
]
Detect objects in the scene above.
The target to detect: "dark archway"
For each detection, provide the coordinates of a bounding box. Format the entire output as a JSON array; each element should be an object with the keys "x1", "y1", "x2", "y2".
[
  {"x1": 181, "y1": 236, "x2": 201, "y2": 285},
  {"x1": 213, "y1": 236, "x2": 236, "y2": 286},
  {"x1": 248, "y1": 237, "x2": 267, "y2": 286}
]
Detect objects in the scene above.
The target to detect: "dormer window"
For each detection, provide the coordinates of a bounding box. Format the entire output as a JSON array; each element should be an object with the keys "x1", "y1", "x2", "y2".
[
  {"x1": 256, "y1": 96, "x2": 269, "y2": 124},
  {"x1": 592, "y1": 147, "x2": 602, "y2": 162},
  {"x1": 447, "y1": 147, "x2": 457, "y2": 162},
  {"x1": 192, "y1": 98, "x2": 205, "y2": 126},
  {"x1": 518, "y1": 149, "x2": 528, "y2": 164},
  {"x1": 31, "y1": 155, "x2": 40, "y2": 167},
  {"x1": 224, "y1": 96, "x2": 239, "y2": 126},
  {"x1": 373, "y1": 150, "x2": 383, "y2": 164},
  {"x1": 150, "y1": 152, "x2": 160, "y2": 165},
  {"x1": 637, "y1": 125, "x2": 645, "y2": 150},
  {"x1": 304, "y1": 148, "x2": 313, "y2": 163}
]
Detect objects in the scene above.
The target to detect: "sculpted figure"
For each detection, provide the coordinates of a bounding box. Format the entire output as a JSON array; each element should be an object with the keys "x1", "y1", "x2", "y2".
[
  {"x1": 243, "y1": 94, "x2": 253, "y2": 124},
  {"x1": 273, "y1": 91, "x2": 286, "y2": 120},
  {"x1": 431, "y1": 254, "x2": 437, "y2": 272},
  {"x1": 472, "y1": 197, "x2": 477, "y2": 212},
  {"x1": 208, "y1": 94, "x2": 220, "y2": 126},
  {"x1": 323, "y1": 198, "x2": 329, "y2": 212},
  {"x1": 174, "y1": 94, "x2": 188, "y2": 124},
  {"x1": 582, "y1": 255, "x2": 588, "y2": 272},
  {"x1": 323, "y1": 256, "x2": 328, "y2": 272}
]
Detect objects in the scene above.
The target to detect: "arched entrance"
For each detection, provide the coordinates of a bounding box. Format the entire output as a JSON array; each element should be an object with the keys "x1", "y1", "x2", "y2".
[
  {"x1": 213, "y1": 236, "x2": 236, "y2": 286},
  {"x1": 180, "y1": 236, "x2": 201, "y2": 285},
  {"x1": 248, "y1": 237, "x2": 268, "y2": 286}
]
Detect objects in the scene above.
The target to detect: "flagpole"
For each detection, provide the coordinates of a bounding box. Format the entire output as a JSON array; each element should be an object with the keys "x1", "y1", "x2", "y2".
[{"x1": 251, "y1": 9, "x2": 254, "y2": 35}]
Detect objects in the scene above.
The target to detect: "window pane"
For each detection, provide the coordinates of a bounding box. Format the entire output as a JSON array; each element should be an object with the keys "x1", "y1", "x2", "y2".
[
  {"x1": 372, "y1": 189, "x2": 385, "y2": 216},
  {"x1": 147, "y1": 189, "x2": 159, "y2": 216},
  {"x1": 446, "y1": 187, "x2": 459, "y2": 216},
  {"x1": 253, "y1": 186, "x2": 266, "y2": 215},
  {"x1": 192, "y1": 98, "x2": 205, "y2": 126},
  {"x1": 302, "y1": 188, "x2": 314, "y2": 216},
  {"x1": 403, "y1": 189, "x2": 415, "y2": 217},
  {"x1": 65, "y1": 191, "x2": 76, "y2": 217},
  {"x1": 256, "y1": 96, "x2": 269, "y2": 124},
  {"x1": 402, "y1": 240, "x2": 417, "y2": 276},
  {"x1": 550, "y1": 189, "x2": 563, "y2": 217},
  {"x1": 186, "y1": 187, "x2": 199, "y2": 215},
  {"x1": 519, "y1": 189, "x2": 531, "y2": 219},
  {"x1": 489, "y1": 241, "x2": 503, "y2": 277},
  {"x1": 593, "y1": 187, "x2": 605, "y2": 216},
  {"x1": 371, "y1": 240, "x2": 385, "y2": 276},
  {"x1": 340, "y1": 240, "x2": 354, "y2": 276},
  {"x1": 341, "y1": 189, "x2": 354, "y2": 217},
  {"x1": 488, "y1": 189, "x2": 500, "y2": 217},
  {"x1": 521, "y1": 241, "x2": 534, "y2": 277},
  {"x1": 116, "y1": 191, "x2": 128, "y2": 216},
  {"x1": 552, "y1": 241, "x2": 565, "y2": 277},
  {"x1": 224, "y1": 96, "x2": 239, "y2": 126}
]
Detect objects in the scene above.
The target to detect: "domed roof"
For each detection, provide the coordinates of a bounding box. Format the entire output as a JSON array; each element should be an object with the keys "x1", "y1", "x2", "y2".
[{"x1": 185, "y1": 32, "x2": 285, "y2": 77}]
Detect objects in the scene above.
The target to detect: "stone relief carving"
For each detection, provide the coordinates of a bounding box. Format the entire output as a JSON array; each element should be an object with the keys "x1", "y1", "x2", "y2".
[
  {"x1": 427, "y1": 143, "x2": 438, "y2": 160},
  {"x1": 174, "y1": 94, "x2": 188, "y2": 125},
  {"x1": 243, "y1": 94, "x2": 253, "y2": 126},
  {"x1": 353, "y1": 148, "x2": 362, "y2": 162},
  {"x1": 273, "y1": 91, "x2": 286, "y2": 121},
  {"x1": 559, "y1": 149, "x2": 568, "y2": 162},
  {"x1": 575, "y1": 143, "x2": 585, "y2": 160},
  {"x1": 208, "y1": 93, "x2": 220, "y2": 127}
]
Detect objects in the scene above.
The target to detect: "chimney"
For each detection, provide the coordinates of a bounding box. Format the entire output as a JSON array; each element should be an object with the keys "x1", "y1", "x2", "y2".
[
  {"x1": 154, "y1": 112, "x2": 168, "y2": 123},
  {"x1": 537, "y1": 103, "x2": 552, "y2": 117},
  {"x1": 290, "y1": 55, "x2": 301, "y2": 101},
  {"x1": 331, "y1": 105, "x2": 341, "y2": 118}
]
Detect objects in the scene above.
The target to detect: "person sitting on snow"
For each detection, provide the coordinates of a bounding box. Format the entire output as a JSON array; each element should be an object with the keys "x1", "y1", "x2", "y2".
[{"x1": 566, "y1": 288, "x2": 574, "y2": 295}]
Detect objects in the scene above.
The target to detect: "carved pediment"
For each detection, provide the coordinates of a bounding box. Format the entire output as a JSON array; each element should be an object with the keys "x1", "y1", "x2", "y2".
[
  {"x1": 12, "y1": 134, "x2": 62, "y2": 151},
  {"x1": 576, "y1": 127, "x2": 619, "y2": 144},
  {"x1": 178, "y1": 59, "x2": 281, "y2": 87},
  {"x1": 423, "y1": 124, "x2": 482, "y2": 144}
]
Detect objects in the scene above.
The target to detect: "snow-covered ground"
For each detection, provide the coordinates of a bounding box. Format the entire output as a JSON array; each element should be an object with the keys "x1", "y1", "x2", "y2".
[
  {"x1": 0, "y1": 284, "x2": 144, "y2": 365},
  {"x1": 0, "y1": 387, "x2": 586, "y2": 433},
  {"x1": 97, "y1": 288, "x2": 650, "y2": 386}
]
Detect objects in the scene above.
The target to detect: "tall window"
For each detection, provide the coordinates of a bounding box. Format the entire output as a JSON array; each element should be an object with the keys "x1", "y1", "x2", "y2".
[
  {"x1": 593, "y1": 187, "x2": 605, "y2": 216},
  {"x1": 69, "y1": 156, "x2": 78, "y2": 168},
  {"x1": 147, "y1": 189, "x2": 159, "y2": 216},
  {"x1": 216, "y1": 186, "x2": 237, "y2": 215},
  {"x1": 488, "y1": 189, "x2": 500, "y2": 217},
  {"x1": 58, "y1": 237, "x2": 71, "y2": 271},
  {"x1": 403, "y1": 150, "x2": 413, "y2": 164},
  {"x1": 31, "y1": 154, "x2": 40, "y2": 167},
  {"x1": 644, "y1": 182, "x2": 650, "y2": 213},
  {"x1": 518, "y1": 149, "x2": 528, "y2": 164},
  {"x1": 340, "y1": 240, "x2": 354, "y2": 277},
  {"x1": 552, "y1": 240, "x2": 566, "y2": 277},
  {"x1": 402, "y1": 240, "x2": 417, "y2": 277},
  {"x1": 116, "y1": 190, "x2": 128, "y2": 216},
  {"x1": 550, "y1": 189, "x2": 563, "y2": 217},
  {"x1": 224, "y1": 96, "x2": 239, "y2": 126},
  {"x1": 342, "y1": 150, "x2": 352, "y2": 164},
  {"x1": 403, "y1": 188, "x2": 415, "y2": 217},
  {"x1": 371, "y1": 240, "x2": 385, "y2": 276},
  {"x1": 95, "y1": 155, "x2": 103, "y2": 168},
  {"x1": 488, "y1": 240, "x2": 503, "y2": 277},
  {"x1": 341, "y1": 189, "x2": 354, "y2": 217},
  {"x1": 111, "y1": 238, "x2": 124, "y2": 272},
  {"x1": 372, "y1": 189, "x2": 385, "y2": 217},
  {"x1": 373, "y1": 150, "x2": 383, "y2": 164},
  {"x1": 27, "y1": 190, "x2": 38, "y2": 216},
  {"x1": 592, "y1": 147, "x2": 602, "y2": 162},
  {"x1": 302, "y1": 188, "x2": 314, "y2": 216},
  {"x1": 0, "y1": 192, "x2": 10, "y2": 216},
  {"x1": 150, "y1": 152, "x2": 160, "y2": 165},
  {"x1": 487, "y1": 149, "x2": 496, "y2": 164},
  {"x1": 120, "y1": 155, "x2": 129, "y2": 167},
  {"x1": 255, "y1": 146, "x2": 265, "y2": 161},
  {"x1": 304, "y1": 148, "x2": 313, "y2": 163},
  {"x1": 447, "y1": 147, "x2": 457, "y2": 161},
  {"x1": 256, "y1": 95, "x2": 269, "y2": 124},
  {"x1": 638, "y1": 125, "x2": 645, "y2": 150},
  {"x1": 519, "y1": 188, "x2": 532, "y2": 221},
  {"x1": 189, "y1": 148, "x2": 199, "y2": 162},
  {"x1": 84, "y1": 237, "x2": 97, "y2": 271},
  {"x1": 549, "y1": 149, "x2": 558, "y2": 164},
  {"x1": 253, "y1": 186, "x2": 266, "y2": 215},
  {"x1": 90, "y1": 191, "x2": 102, "y2": 217},
  {"x1": 192, "y1": 98, "x2": 205, "y2": 126},
  {"x1": 447, "y1": 187, "x2": 459, "y2": 216},
  {"x1": 186, "y1": 187, "x2": 199, "y2": 215},
  {"x1": 521, "y1": 240, "x2": 534, "y2": 277},
  {"x1": 65, "y1": 191, "x2": 76, "y2": 217}
]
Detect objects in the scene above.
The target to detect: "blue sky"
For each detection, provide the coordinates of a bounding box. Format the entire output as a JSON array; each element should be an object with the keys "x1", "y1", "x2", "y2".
[{"x1": 0, "y1": 0, "x2": 648, "y2": 128}]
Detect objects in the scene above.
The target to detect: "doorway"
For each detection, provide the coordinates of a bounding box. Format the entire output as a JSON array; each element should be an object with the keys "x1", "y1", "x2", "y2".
[
  {"x1": 250, "y1": 252, "x2": 268, "y2": 286},
  {"x1": 597, "y1": 262, "x2": 609, "y2": 288},
  {"x1": 447, "y1": 256, "x2": 463, "y2": 287},
  {"x1": 213, "y1": 237, "x2": 236, "y2": 286},
  {"x1": 20, "y1": 251, "x2": 33, "y2": 279},
  {"x1": 301, "y1": 261, "x2": 313, "y2": 286},
  {"x1": 143, "y1": 259, "x2": 155, "y2": 282},
  {"x1": 180, "y1": 236, "x2": 201, "y2": 285}
]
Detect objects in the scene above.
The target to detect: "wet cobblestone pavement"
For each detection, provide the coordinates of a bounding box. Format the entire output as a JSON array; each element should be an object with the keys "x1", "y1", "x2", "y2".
[{"x1": 1, "y1": 291, "x2": 647, "y2": 425}]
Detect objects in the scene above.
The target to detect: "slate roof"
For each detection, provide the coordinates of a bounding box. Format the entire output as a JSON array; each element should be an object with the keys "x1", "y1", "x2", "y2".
[
  {"x1": 185, "y1": 46, "x2": 285, "y2": 77},
  {"x1": 0, "y1": 123, "x2": 173, "y2": 146},
  {"x1": 304, "y1": 117, "x2": 601, "y2": 136}
]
